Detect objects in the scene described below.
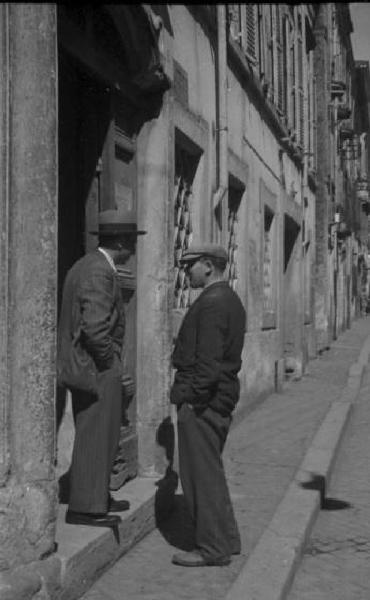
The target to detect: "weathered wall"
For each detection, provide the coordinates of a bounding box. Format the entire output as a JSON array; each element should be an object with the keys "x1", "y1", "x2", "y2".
[
  {"x1": 314, "y1": 6, "x2": 332, "y2": 350},
  {"x1": 158, "y1": 6, "x2": 308, "y2": 415},
  {"x1": 136, "y1": 103, "x2": 173, "y2": 477},
  {"x1": 0, "y1": 0, "x2": 58, "y2": 584}
]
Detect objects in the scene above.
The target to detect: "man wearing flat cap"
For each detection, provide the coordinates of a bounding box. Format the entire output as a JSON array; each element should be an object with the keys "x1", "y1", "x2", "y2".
[
  {"x1": 171, "y1": 244, "x2": 246, "y2": 567},
  {"x1": 57, "y1": 216, "x2": 145, "y2": 527}
]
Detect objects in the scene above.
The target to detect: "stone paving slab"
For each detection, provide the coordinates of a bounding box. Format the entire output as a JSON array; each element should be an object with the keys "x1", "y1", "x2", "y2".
[
  {"x1": 77, "y1": 317, "x2": 370, "y2": 600},
  {"x1": 226, "y1": 327, "x2": 370, "y2": 600},
  {"x1": 288, "y1": 363, "x2": 370, "y2": 600}
]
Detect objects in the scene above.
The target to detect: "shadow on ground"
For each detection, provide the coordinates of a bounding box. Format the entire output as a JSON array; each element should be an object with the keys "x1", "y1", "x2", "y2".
[
  {"x1": 154, "y1": 415, "x2": 195, "y2": 551},
  {"x1": 300, "y1": 474, "x2": 352, "y2": 511},
  {"x1": 156, "y1": 493, "x2": 195, "y2": 551}
]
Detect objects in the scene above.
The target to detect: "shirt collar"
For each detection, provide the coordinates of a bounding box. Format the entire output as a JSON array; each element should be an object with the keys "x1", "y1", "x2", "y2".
[{"x1": 98, "y1": 247, "x2": 117, "y2": 272}]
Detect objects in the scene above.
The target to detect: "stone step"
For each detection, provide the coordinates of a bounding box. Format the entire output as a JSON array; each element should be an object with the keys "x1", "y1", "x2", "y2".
[{"x1": 55, "y1": 477, "x2": 158, "y2": 600}]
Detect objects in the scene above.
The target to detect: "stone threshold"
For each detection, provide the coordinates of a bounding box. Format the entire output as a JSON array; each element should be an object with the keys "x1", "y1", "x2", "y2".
[{"x1": 55, "y1": 476, "x2": 159, "y2": 600}]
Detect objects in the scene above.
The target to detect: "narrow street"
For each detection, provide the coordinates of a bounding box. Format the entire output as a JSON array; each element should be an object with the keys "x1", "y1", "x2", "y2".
[
  {"x1": 2, "y1": 6, "x2": 370, "y2": 600},
  {"x1": 80, "y1": 319, "x2": 370, "y2": 600},
  {"x1": 288, "y1": 362, "x2": 370, "y2": 599}
]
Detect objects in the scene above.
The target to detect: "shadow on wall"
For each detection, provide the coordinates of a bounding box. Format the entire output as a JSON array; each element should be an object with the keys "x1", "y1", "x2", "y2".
[
  {"x1": 57, "y1": 406, "x2": 181, "y2": 518},
  {"x1": 154, "y1": 416, "x2": 179, "y2": 522}
]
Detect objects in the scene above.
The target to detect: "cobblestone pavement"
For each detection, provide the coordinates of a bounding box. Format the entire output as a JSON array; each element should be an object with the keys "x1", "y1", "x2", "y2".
[
  {"x1": 82, "y1": 319, "x2": 370, "y2": 600},
  {"x1": 288, "y1": 355, "x2": 370, "y2": 600}
]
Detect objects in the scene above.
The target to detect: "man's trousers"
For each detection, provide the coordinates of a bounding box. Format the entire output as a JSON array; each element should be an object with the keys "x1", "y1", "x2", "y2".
[
  {"x1": 69, "y1": 368, "x2": 122, "y2": 514},
  {"x1": 177, "y1": 403, "x2": 241, "y2": 561}
]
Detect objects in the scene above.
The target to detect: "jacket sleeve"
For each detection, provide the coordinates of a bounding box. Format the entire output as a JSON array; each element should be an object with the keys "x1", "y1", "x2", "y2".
[
  {"x1": 79, "y1": 270, "x2": 116, "y2": 371},
  {"x1": 171, "y1": 295, "x2": 226, "y2": 406}
]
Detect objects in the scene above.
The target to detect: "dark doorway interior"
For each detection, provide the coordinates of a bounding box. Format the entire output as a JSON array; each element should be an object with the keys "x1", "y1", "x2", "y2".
[
  {"x1": 57, "y1": 49, "x2": 139, "y2": 495},
  {"x1": 56, "y1": 51, "x2": 113, "y2": 496},
  {"x1": 57, "y1": 50, "x2": 112, "y2": 314}
]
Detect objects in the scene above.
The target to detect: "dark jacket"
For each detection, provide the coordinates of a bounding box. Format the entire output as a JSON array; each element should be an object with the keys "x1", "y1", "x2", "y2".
[
  {"x1": 170, "y1": 281, "x2": 246, "y2": 415},
  {"x1": 57, "y1": 250, "x2": 125, "y2": 378}
]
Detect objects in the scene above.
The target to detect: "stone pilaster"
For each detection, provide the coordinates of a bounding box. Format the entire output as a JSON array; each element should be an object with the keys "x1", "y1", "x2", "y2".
[
  {"x1": 136, "y1": 100, "x2": 173, "y2": 478},
  {"x1": 0, "y1": 3, "x2": 58, "y2": 571}
]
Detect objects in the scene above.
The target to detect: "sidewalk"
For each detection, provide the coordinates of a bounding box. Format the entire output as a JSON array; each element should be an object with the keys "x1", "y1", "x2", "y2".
[
  {"x1": 65, "y1": 317, "x2": 370, "y2": 600},
  {"x1": 287, "y1": 359, "x2": 370, "y2": 600}
]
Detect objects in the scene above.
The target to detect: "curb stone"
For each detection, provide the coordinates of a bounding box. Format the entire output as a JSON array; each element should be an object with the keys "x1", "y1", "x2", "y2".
[{"x1": 225, "y1": 333, "x2": 370, "y2": 600}]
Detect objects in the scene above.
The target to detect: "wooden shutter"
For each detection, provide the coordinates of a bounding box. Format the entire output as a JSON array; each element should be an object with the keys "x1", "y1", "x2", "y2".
[
  {"x1": 313, "y1": 74, "x2": 317, "y2": 171},
  {"x1": 276, "y1": 5, "x2": 284, "y2": 114},
  {"x1": 289, "y1": 19, "x2": 295, "y2": 133},
  {"x1": 245, "y1": 4, "x2": 257, "y2": 62},
  {"x1": 228, "y1": 4, "x2": 242, "y2": 46},
  {"x1": 257, "y1": 5, "x2": 266, "y2": 81},
  {"x1": 298, "y1": 36, "x2": 304, "y2": 147},
  {"x1": 281, "y1": 14, "x2": 288, "y2": 121},
  {"x1": 264, "y1": 5, "x2": 274, "y2": 100}
]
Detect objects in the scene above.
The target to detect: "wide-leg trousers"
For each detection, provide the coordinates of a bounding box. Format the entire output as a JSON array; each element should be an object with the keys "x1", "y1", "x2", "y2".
[
  {"x1": 68, "y1": 367, "x2": 122, "y2": 514},
  {"x1": 177, "y1": 402, "x2": 241, "y2": 561}
]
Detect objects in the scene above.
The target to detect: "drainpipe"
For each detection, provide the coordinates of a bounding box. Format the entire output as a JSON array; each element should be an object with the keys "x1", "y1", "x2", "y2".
[{"x1": 213, "y1": 4, "x2": 228, "y2": 244}]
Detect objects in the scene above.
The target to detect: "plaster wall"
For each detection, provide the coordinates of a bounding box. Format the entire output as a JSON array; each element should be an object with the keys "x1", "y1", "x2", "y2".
[
  {"x1": 170, "y1": 8, "x2": 313, "y2": 407},
  {"x1": 171, "y1": 5, "x2": 216, "y2": 127},
  {"x1": 227, "y1": 69, "x2": 306, "y2": 402},
  {"x1": 163, "y1": 9, "x2": 284, "y2": 408},
  {"x1": 136, "y1": 5, "x2": 315, "y2": 430}
]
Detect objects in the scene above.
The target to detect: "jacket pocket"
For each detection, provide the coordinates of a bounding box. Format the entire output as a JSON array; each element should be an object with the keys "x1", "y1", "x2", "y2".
[{"x1": 57, "y1": 330, "x2": 98, "y2": 395}]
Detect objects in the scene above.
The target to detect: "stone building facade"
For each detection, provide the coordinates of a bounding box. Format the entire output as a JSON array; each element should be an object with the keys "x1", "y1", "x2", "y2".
[
  {"x1": 314, "y1": 4, "x2": 370, "y2": 346},
  {"x1": 0, "y1": 4, "x2": 369, "y2": 599}
]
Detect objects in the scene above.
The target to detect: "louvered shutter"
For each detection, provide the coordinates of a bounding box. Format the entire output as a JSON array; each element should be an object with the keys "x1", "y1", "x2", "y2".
[
  {"x1": 289, "y1": 22, "x2": 295, "y2": 132},
  {"x1": 276, "y1": 5, "x2": 284, "y2": 114},
  {"x1": 297, "y1": 33, "x2": 304, "y2": 149},
  {"x1": 313, "y1": 74, "x2": 317, "y2": 171},
  {"x1": 257, "y1": 4, "x2": 266, "y2": 81},
  {"x1": 245, "y1": 4, "x2": 257, "y2": 62},
  {"x1": 265, "y1": 6, "x2": 273, "y2": 100}
]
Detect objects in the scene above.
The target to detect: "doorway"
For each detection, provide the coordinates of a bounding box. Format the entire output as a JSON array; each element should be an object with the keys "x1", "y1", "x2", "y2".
[{"x1": 57, "y1": 49, "x2": 139, "y2": 495}]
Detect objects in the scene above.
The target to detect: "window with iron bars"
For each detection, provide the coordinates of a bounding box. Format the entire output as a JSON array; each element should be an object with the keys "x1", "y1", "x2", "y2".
[
  {"x1": 260, "y1": 179, "x2": 278, "y2": 330},
  {"x1": 263, "y1": 205, "x2": 277, "y2": 329},
  {"x1": 173, "y1": 142, "x2": 200, "y2": 309},
  {"x1": 227, "y1": 179, "x2": 244, "y2": 290}
]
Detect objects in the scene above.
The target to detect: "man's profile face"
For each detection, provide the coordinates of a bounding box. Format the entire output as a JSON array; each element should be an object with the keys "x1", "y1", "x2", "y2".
[
  {"x1": 185, "y1": 257, "x2": 208, "y2": 288},
  {"x1": 115, "y1": 236, "x2": 137, "y2": 264}
]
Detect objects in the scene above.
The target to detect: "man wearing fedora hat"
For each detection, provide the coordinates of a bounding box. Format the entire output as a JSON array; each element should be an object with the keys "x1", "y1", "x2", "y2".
[
  {"x1": 57, "y1": 214, "x2": 145, "y2": 527},
  {"x1": 170, "y1": 244, "x2": 246, "y2": 566}
]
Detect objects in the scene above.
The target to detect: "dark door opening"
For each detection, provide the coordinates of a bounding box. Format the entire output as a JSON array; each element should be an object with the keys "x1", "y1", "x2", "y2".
[{"x1": 57, "y1": 49, "x2": 139, "y2": 496}]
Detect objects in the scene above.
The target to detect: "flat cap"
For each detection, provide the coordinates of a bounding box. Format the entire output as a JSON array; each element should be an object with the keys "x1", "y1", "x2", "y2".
[{"x1": 180, "y1": 244, "x2": 228, "y2": 264}]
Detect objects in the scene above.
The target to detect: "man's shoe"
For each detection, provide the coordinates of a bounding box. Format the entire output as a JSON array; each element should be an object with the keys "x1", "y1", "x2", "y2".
[
  {"x1": 108, "y1": 497, "x2": 130, "y2": 512},
  {"x1": 172, "y1": 550, "x2": 231, "y2": 567},
  {"x1": 65, "y1": 510, "x2": 122, "y2": 527}
]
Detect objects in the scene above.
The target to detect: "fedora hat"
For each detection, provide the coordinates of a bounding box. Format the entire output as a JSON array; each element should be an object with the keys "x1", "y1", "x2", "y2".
[
  {"x1": 90, "y1": 208, "x2": 147, "y2": 236},
  {"x1": 98, "y1": 222, "x2": 147, "y2": 236}
]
